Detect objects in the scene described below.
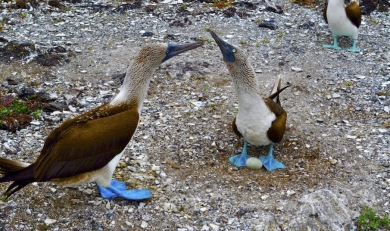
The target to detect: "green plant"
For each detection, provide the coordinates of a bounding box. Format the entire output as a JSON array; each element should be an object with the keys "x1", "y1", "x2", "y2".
[
  {"x1": 0, "y1": 99, "x2": 29, "y2": 118},
  {"x1": 356, "y1": 206, "x2": 390, "y2": 230},
  {"x1": 262, "y1": 39, "x2": 270, "y2": 44},
  {"x1": 240, "y1": 40, "x2": 247, "y2": 45},
  {"x1": 278, "y1": 31, "x2": 284, "y2": 38},
  {"x1": 20, "y1": 12, "x2": 28, "y2": 19},
  {"x1": 344, "y1": 81, "x2": 353, "y2": 87},
  {"x1": 256, "y1": 43, "x2": 260, "y2": 47},
  {"x1": 203, "y1": 85, "x2": 209, "y2": 91},
  {"x1": 254, "y1": 18, "x2": 261, "y2": 24},
  {"x1": 56, "y1": 18, "x2": 63, "y2": 23},
  {"x1": 32, "y1": 110, "x2": 42, "y2": 119}
]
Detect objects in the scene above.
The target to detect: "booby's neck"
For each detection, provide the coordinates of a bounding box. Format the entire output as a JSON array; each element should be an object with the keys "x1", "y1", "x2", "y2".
[
  {"x1": 110, "y1": 61, "x2": 158, "y2": 111},
  {"x1": 328, "y1": 0, "x2": 344, "y2": 9},
  {"x1": 226, "y1": 61, "x2": 261, "y2": 104}
]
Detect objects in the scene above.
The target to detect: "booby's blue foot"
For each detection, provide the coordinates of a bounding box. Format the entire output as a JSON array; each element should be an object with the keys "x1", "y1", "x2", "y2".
[
  {"x1": 258, "y1": 143, "x2": 286, "y2": 171},
  {"x1": 346, "y1": 39, "x2": 360, "y2": 52},
  {"x1": 323, "y1": 37, "x2": 341, "y2": 50},
  {"x1": 229, "y1": 140, "x2": 251, "y2": 167},
  {"x1": 96, "y1": 179, "x2": 151, "y2": 200}
]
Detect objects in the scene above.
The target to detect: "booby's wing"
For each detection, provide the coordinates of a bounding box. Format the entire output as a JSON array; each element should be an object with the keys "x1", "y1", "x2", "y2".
[
  {"x1": 34, "y1": 104, "x2": 139, "y2": 181},
  {"x1": 345, "y1": 1, "x2": 361, "y2": 28},
  {"x1": 232, "y1": 117, "x2": 242, "y2": 137},
  {"x1": 265, "y1": 99, "x2": 287, "y2": 143},
  {"x1": 323, "y1": 4, "x2": 328, "y2": 24}
]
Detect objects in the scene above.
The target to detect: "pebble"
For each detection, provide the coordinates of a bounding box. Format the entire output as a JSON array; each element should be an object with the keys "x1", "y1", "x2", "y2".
[
  {"x1": 44, "y1": 218, "x2": 57, "y2": 225},
  {"x1": 291, "y1": 67, "x2": 303, "y2": 72},
  {"x1": 141, "y1": 221, "x2": 148, "y2": 229},
  {"x1": 332, "y1": 93, "x2": 341, "y2": 99}
]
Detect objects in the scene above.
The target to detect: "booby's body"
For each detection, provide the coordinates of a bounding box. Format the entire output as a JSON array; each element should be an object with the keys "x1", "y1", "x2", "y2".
[
  {"x1": 209, "y1": 30, "x2": 288, "y2": 171},
  {"x1": 0, "y1": 42, "x2": 203, "y2": 199},
  {"x1": 323, "y1": 0, "x2": 361, "y2": 52}
]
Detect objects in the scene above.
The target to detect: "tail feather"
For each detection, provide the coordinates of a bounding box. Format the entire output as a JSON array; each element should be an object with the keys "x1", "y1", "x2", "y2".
[
  {"x1": 0, "y1": 157, "x2": 35, "y2": 197},
  {"x1": 0, "y1": 157, "x2": 30, "y2": 174},
  {"x1": 269, "y1": 75, "x2": 289, "y2": 105}
]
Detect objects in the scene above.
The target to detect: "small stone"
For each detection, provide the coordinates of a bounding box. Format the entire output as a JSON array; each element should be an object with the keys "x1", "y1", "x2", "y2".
[
  {"x1": 378, "y1": 129, "x2": 387, "y2": 133},
  {"x1": 246, "y1": 157, "x2": 262, "y2": 170},
  {"x1": 384, "y1": 106, "x2": 389, "y2": 113},
  {"x1": 329, "y1": 159, "x2": 337, "y2": 165},
  {"x1": 141, "y1": 221, "x2": 148, "y2": 229},
  {"x1": 287, "y1": 190, "x2": 296, "y2": 197},
  {"x1": 332, "y1": 93, "x2": 341, "y2": 99},
  {"x1": 50, "y1": 187, "x2": 56, "y2": 193},
  {"x1": 346, "y1": 135, "x2": 357, "y2": 139},
  {"x1": 354, "y1": 74, "x2": 366, "y2": 79},
  {"x1": 261, "y1": 195, "x2": 269, "y2": 200},
  {"x1": 315, "y1": 118, "x2": 324, "y2": 123},
  {"x1": 209, "y1": 224, "x2": 219, "y2": 231},
  {"x1": 291, "y1": 67, "x2": 303, "y2": 72},
  {"x1": 44, "y1": 218, "x2": 57, "y2": 225},
  {"x1": 30, "y1": 121, "x2": 41, "y2": 126}
]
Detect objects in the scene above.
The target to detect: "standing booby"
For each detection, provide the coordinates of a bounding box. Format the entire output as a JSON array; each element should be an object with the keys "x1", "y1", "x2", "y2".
[
  {"x1": 323, "y1": 0, "x2": 361, "y2": 52},
  {"x1": 0, "y1": 41, "x2": 203, "y2": 199},
  {"x1": 209, "y1": 30, "x2": 289, "y2": 171}
]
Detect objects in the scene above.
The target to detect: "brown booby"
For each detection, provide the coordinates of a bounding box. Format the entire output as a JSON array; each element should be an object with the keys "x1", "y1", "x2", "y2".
[
  {"x1": 209, "y1": 30, "x2": 289, "y2": 171},
  {"x1": 323, "y1": 0, "x2": 361, "y2": 52},
  {"x1": 0, "y1": 41, "x2": 203, "y2": 200}
]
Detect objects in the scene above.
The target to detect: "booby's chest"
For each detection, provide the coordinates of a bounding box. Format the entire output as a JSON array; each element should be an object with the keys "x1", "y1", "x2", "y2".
[
  {"x1": 235, "y1": 93, "x2": 276, "y2": 146},
  {"x1": 326, "y1": 2, "x2": 359, "y2": 37}
]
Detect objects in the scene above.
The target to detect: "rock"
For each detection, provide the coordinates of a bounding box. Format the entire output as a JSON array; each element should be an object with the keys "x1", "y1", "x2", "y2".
[
  {"x1": 141, "y1": 221, "x2": 148, "y2": 229},
  {"x1": 291, "y1": 67, "x2": 303, "y2": 72},
  {"x1": 291, "y1": 189, "x2": 359, "y2": 230},
  {"x1": 258, "y1": 20, "x2": 278, "y2": 30},
  {"x1": 44, "y1": 218, "x2": 57, "y2": 225}
]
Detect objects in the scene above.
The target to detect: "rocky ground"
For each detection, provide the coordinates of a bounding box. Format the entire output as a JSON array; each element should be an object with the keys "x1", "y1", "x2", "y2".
[{"x1": 0, "y1": 0, "x2": 389, "y2": 230}]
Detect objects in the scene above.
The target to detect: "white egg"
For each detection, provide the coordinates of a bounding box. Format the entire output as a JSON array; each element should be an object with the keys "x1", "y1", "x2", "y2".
[{"x1": 246, "y1": 157, "x2": 262, "y2": 170}]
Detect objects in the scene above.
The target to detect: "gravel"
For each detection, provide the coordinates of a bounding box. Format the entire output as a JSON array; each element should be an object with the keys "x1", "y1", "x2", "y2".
[{"x1": 0, "y1": 0, "x2": 389, "y2": 230}]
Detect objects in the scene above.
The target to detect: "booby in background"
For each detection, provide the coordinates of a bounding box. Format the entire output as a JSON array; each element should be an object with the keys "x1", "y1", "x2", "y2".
[
  {"x1": 323, "y1": 0, "x2": 362, "y2": 52},
  {"x1": 0, "y1": 41, "x2": 203, "y2": 200},
  {"x1": 209, "y1": 30, "x2": 289, "y2": 171}
]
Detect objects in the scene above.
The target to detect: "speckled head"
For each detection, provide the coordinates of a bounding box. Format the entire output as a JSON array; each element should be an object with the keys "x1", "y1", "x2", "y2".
[
  {"x1": 209, "y1": 30, "x2": 257, "y2": 89},
  {"x1": 134, "y1": 42, "x2": 202, "y2": 67}
]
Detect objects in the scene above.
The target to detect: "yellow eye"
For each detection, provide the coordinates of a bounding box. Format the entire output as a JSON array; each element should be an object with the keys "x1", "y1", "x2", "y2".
[{"x1": 232, "y1": 49, "x2": 236, "y2": 53}]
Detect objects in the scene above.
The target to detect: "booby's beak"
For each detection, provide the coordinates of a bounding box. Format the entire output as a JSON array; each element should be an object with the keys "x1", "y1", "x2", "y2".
[
  {"x1": 209, "y1": 30, "x2": 236, "y2": 62},
  {"x1": 162, "y1": 41, "x2": 204, "y2": 63}
]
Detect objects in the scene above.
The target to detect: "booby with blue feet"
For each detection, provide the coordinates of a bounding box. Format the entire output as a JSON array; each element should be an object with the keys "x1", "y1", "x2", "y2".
[
  {"x1": 209, "y1": 30, "x2": 289, "y2": 171},
  {"x1": 0, "y1": 41, "x2": 203, "y2": 199},
  {"x1": 323, "y1": 0, "x2": 361, "y2": 52}
]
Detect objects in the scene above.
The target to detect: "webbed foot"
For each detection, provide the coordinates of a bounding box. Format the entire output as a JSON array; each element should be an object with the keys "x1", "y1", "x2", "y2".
[
  {"x1": 258, "y1": 143, "x2": 286, "y2": 171},
  {"x1": 229, "y1": 140, "x2": 251, "y2": 167},
  {"x1": 96, "y1": 179, "x2": 151, "y2": 200}
]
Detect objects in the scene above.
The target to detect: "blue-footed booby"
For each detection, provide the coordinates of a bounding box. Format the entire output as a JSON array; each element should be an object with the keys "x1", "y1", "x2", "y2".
[
  {"x1": 209, "y1": 30, "x2": 289, "y2": 171},
  {"x1": 323, "y1": 0, "x2": 361, "y2": 52},
  {"x1": 0, "y1": 41, "x2": 203, "y2": 199}
]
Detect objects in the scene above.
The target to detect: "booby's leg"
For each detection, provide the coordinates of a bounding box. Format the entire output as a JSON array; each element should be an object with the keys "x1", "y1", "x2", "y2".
[
  {"x1": 96, "y1": 179, "x2": 151, "y2": 200},
  {"x1": 346, "y1": 39, "x2": 360, "y2": 52},
  {"x1": 229, "y1": 140, "x2": 251, "y2": 167},
  {"x1": 323, "y1": 36, "x2": 341, "y2": 50},
  {"x1": 259, "y1": 143, "x2": 286, "y2": 171}
]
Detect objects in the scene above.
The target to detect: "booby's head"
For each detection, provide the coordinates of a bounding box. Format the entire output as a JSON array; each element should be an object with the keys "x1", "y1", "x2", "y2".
[
  {"x1": 209, "y1": 30, "x2": 250, "y2": 69},
  {"x1": 135, "y1": 42, "x2": 203, "y2": 68},
  {"x1": 209, "y1": 30, "x2": 257, "y2": 90}
]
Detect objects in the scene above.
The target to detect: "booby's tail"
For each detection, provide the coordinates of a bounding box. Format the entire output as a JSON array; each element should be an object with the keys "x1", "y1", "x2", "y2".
[
  {"x1": 0, "y1": 157, "x2": 35, "y2": 197},
  {"x1": 269, "y1": 75, "x2": 289, "y2": 105}
]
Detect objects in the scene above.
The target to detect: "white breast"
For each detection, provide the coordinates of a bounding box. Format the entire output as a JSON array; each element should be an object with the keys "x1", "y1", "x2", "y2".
[
  {"x1": 236, "y1": 92, "x2": 275, "y2": 146},
  {"x1": 327, "y1": 3, "x2": 359, "y2": 39}
]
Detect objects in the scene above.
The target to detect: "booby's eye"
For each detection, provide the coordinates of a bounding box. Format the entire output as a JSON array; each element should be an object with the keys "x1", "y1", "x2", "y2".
[{"x1": 232, "y1": 48, "x2": 236, "y2": 53}]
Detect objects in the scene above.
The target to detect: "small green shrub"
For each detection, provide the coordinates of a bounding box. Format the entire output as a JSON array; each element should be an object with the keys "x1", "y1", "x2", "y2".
[{"x1": 356, "y1": 206, "x2": 390, "y2": 231}]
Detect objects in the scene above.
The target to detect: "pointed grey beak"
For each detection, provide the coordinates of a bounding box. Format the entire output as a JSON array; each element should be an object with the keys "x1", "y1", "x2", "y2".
[
  {"x1": 162, "y1": 41, "x2": 204, "y2": 63},
  {"x1": 209, "y1": 30, "x2": 236, "y2": 62}
]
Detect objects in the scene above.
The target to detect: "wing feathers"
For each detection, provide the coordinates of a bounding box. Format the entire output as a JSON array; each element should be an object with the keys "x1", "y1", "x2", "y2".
[{"x1": 34, "y1": 106, "x2": 139, "y2": 181}]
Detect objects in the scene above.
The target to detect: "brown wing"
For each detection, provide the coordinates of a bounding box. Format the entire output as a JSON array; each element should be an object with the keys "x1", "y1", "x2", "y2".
[
  {"x1": 232, "y1": 117, "x2": 242, "y2": 137},
  {"x1": 34, "y1": 105, "x2": 139, "y2": 181},
  {"x1": 345, "y1": 2, "x2": 361, "y2": 28},
  {"x1": 323, "y1": 4, "x2": 328, "y2": 24},
  {"x1": 264, "y1": 98, "x2": 287, "y2": 143}
]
